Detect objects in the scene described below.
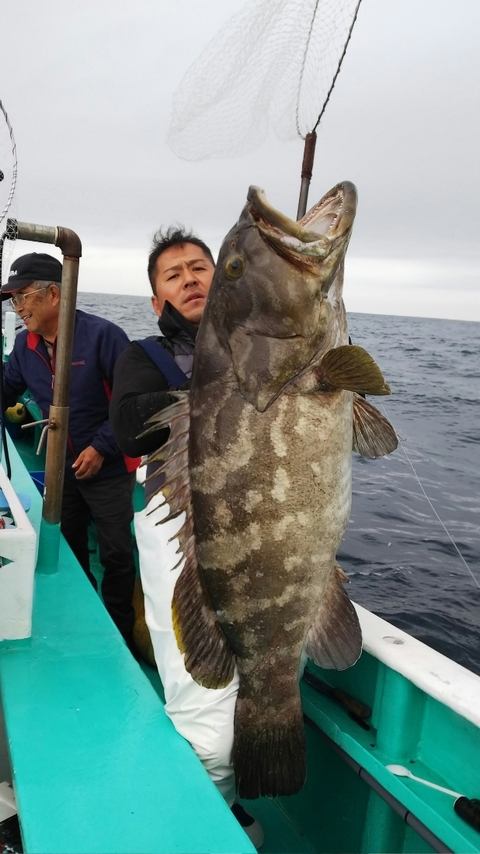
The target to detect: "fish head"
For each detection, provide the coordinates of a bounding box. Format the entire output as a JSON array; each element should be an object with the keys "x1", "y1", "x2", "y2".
[{"x1": 206, "y1": 181, "x2": 357, "y2": 411}]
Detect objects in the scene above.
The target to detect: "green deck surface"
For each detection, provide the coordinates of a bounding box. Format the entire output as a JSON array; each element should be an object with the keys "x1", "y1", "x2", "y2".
[
  {"x1": 2, "y1": 429, "x2": 480, "y2": 853},
  {"x1": 0, "y1": 438, "x2": 255, "y2": 854}
]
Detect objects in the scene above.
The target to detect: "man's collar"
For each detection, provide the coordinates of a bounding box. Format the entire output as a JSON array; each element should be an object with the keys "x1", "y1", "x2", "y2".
[{"x1": 158, "y1": 301, "x2": 198, "y2": 344}]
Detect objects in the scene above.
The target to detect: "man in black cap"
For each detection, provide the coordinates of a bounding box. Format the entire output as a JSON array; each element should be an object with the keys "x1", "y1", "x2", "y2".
[{"x1": 2, "y1": 252, "x2": 140, "y2": 654}]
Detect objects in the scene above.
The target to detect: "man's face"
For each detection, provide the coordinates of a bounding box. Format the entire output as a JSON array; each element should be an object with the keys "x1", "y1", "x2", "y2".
[
  {"x1": 10, "y1": 283, "x2": 61, "y2": 339},
  {"x1": 151, "y1": 243, "x2": 215, "y2": 325}
]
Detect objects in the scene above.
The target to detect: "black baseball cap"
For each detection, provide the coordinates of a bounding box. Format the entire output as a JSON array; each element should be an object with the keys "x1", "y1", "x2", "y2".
[{"x1": 1, "y1": 253, "x2": 62, "y2": 300}]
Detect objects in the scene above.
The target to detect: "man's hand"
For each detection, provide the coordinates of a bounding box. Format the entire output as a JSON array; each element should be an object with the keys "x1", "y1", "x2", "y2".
[{"x1": 72, "y1": 446, "x2": 104, "y2": 480}]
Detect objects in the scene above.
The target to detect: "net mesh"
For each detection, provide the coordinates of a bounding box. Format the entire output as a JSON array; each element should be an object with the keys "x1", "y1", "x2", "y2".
[
  {"x1": 168, "y1": 0, "x2": 362, "y2": 161},
  {"x1": 0, "y1": 100, "x2": 18, "y2": 283}
]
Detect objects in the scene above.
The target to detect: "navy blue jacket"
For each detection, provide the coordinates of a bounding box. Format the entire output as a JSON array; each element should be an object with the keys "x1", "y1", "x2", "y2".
[{"x1": 3, "y1": 310, "x2": 139, "y2": 480}]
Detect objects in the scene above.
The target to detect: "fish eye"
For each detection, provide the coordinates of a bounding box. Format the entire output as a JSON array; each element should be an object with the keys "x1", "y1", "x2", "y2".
[{"x1": 225, "y1": 255, "x2": 245, "y2": 280}]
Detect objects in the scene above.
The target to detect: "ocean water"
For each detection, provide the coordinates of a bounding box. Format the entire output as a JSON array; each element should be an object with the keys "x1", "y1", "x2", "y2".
[{"x1": 80, "y1": 295, "x2": 480, "y2": 675}]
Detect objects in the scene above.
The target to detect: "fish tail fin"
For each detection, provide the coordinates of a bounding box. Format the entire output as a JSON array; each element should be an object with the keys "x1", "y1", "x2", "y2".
[{"x1": 233, "y1": 695, "x2": 306, "y2": 799}]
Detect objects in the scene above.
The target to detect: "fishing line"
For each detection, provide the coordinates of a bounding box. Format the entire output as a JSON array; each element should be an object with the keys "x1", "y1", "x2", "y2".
[{"x1": 378, "y1": 402, "x2": 480, "y2": 590}]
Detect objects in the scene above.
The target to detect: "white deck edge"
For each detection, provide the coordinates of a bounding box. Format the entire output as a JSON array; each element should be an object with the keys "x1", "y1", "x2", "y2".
[
  {"x1": 0, "y1": 464, "x2": 37, "y2": 640},
  {"x1": 354, "y1": 602, "x2": 480, "y2": 729}
]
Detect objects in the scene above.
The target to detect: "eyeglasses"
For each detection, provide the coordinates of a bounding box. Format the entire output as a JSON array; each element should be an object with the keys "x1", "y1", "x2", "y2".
[{"x1": 8, "y1": 286, "x2": 50, "y2": 309}]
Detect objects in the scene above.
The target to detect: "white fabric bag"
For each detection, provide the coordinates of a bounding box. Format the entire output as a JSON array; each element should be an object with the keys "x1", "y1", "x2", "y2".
[{"x1": 134, "y1": 493, "x2": 239, "y2": 804}]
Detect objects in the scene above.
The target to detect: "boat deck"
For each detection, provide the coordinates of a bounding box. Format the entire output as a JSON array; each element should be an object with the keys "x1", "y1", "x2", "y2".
[
  {"x1": 0, "y1": 439, "x2": 255, "y2": 854},
  {"x1": 2, "y1": 427, "x2": 480, "y2": 853}
]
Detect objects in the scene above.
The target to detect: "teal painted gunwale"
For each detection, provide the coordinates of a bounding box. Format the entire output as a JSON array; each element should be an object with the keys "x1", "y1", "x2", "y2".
[
  {"x1": 0, "y1": 438, "x2": 255, "y2": 854},
  {"x1": 296, "y1": 658, "x2": 480, "y2": 853}
]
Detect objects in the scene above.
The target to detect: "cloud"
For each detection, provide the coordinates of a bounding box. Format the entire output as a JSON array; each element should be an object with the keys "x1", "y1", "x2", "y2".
[
  {"x1": 345, "y1": 256, "x2": 480, "y2": 320},
  {"x1": 2, "y1": 0, "x2": 479, "y2": 322}
]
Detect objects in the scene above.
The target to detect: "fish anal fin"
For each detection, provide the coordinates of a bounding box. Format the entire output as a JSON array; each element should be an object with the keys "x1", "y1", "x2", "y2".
[
  {"x1": 319, "y1": 345, "x2": 391, "y2": 395},
  {"x1": 143, "y1": 393, "x2": 235, "y2": 689},
  {"x1": 305, "y1": 571, "x2": 362, "y2": 669},
  {"x1": 132, "y1": 578, "x2": 156, "y2": 667},
  {"x1": 353, "y1": 393, "x2": 398, "y2": 457},
  {"x1": 172, "y1": 557, "x2": 236, "y2": 689}
]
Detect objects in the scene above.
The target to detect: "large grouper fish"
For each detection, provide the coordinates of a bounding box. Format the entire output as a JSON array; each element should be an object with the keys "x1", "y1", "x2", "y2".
[{"x1": 142, "y1": 181, "x2": 398, "y2": 799}]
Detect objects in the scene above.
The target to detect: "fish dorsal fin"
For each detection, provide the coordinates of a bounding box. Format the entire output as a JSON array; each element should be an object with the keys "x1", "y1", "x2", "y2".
[
  {"x1": 145, "y1": 393, "x2": 235, "y2": 689},
  {"x1": 319, "y1": 345, "x2": 391, "y2": 395},
  {"x1": 352, "y1": 394, "x2": 399, "y2": 458},
  {"x1": 305, "y1": 570, "x2": 362, "y2": 669}
]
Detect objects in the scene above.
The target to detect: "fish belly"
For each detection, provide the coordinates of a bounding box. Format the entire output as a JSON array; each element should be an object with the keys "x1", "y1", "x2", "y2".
[{"x1": 191, "y1": 387, "x2": 354, "y2": 797}]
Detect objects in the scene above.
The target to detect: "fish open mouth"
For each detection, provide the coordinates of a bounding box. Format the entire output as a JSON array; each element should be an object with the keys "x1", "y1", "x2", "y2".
[{"x1": 247, "y1": 182, "x2": 357, "y2": 259}]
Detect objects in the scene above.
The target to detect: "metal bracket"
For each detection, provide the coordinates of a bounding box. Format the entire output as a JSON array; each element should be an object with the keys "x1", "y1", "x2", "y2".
[{"x1": 21, "y1": 417, "x2": 53, "y2": 455}]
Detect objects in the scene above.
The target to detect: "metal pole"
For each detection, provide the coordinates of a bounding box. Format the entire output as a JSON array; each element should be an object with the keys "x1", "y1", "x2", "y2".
[
  {"x1": 42, "y1": 255, "x2": 79, "y2": 523},
  {"x1": 7, "y1": 219, "x2": 82, "y2": 527}
]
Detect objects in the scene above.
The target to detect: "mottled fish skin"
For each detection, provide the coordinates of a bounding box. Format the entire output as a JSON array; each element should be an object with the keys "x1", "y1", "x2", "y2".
[
  {"x1": 188, "y1": 182, "x2": 366, "y2": 798},
  {"x1": 190, "y1": 384, "x2": 353, "y2": 791},
  {"x1": 139, "y1": 185, "x2": 395, "y2": 796}
]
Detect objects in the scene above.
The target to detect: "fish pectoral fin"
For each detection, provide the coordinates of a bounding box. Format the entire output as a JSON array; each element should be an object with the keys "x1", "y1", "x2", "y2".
[
  {"x1": 319, "y1": 345, "x2": 391, "y2": 395},
  {"x1": 305, "y1": 571, "x2": 362, "y2": 670},
  {"x1": 352, "y1": 394, "x2": 399, "y2": 457},
  {"x1": 172, "y1": 558, "x2": 236, "y2": 689}
]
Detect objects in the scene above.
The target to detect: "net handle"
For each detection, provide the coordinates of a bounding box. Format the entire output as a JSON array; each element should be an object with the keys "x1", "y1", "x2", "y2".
[
  {"x1": 296, "y1": 0, "x2": 364, "y2": 219},
  {"x1": 296, "y1": 131, "x2": 317, "y2": 219}
]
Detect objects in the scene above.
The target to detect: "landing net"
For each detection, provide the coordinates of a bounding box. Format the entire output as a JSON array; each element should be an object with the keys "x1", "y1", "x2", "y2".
[{"x1": 168, "y1": 0, "x2": 362, "y2": 161}]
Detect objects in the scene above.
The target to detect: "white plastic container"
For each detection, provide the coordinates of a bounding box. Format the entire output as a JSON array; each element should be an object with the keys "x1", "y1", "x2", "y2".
[
  {"x1": 0, "y1": 781, "x2": 16, "y2": 822},
  {"x1": 2, "y1": 310, "x2": 17, "y2": 357},
  {"x1": 0, "y1": 465, "x2": 37, "y2": 641}
]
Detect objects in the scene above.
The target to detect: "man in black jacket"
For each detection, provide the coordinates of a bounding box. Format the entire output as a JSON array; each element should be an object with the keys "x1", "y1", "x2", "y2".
[
  {"x1": 110, "y1": 227, "x2": 214, "y2": 461},
  {"x1": 110, "y1": 228, "x2": 264, "y2": 848}
]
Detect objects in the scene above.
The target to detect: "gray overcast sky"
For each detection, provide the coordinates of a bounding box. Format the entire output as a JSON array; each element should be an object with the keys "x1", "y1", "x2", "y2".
[{"x1": 1, "y1": 0, "x2": 479, "y2": 320}]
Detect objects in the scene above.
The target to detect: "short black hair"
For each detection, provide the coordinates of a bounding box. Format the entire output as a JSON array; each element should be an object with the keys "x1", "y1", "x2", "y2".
[{"x1": 147, "y1": 226, "x2": 215, "y2": 293}]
